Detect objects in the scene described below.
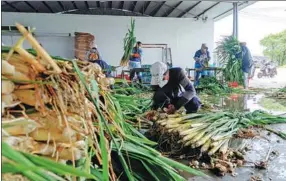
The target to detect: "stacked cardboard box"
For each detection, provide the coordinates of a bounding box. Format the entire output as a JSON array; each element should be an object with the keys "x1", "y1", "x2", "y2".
[{"x1": 74, "y1": 32, "x2": 95, "y2": 61}]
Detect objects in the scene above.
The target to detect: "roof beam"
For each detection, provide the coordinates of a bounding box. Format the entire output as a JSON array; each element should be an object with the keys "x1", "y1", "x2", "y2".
[
  {"x1": 4, "y1": 1, "x2": 20, "y2": 12},
  {"x1": 71, "y1": 1, "x2": 78, "y2": 10},
  {"x1": 163, "y1": 1, "x2": 182, "y2": 17},
  {"x1": 213, "y1": 2, "x2": 244, "y2": 20},
  {"x1": 42, "y1": 1, "x2": 54, "y2": 13},
  {"x1": 150, "y1": 1, "x2": 166, "y2": 17},
  {"x1": 119, "y1": 1, "x2": 124, "y2": 10},
  {"x1": 140, "y1": 1, "x2": 151, "y2": 15},
  {"x1": 57, "y1": 1, "x2": 64, "y2": 11},
  {"x1": 131, "y1": 1, "x2": 137, "y2": 12},
  {"x1": 85, "y1": 1, "x2": 89, "y2": 10},
  {"x1": 108, "y1": 1, "x2": 112, "y2": 9},
  {"x1": 96, "y1": 1, "x2": 100, "y2": 8},
  {"x1": 194, "y1": 2, "x2": 220, "y2": 18},
  {"x1": 25, "y1": 1, "x2": 38, "y2": 12},
  {"x1": 178, "y1": 1, "x2": 201, "y2": 18}
]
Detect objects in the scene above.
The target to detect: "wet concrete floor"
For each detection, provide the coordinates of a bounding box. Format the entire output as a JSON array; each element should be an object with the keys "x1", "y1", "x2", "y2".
[{"x1": 183, "y1": 94, "x2": 286, "y2": 181}]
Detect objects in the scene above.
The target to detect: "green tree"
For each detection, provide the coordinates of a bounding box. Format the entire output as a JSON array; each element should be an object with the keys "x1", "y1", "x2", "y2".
[{"x1": 260, "y1": 30, "x2": 286, "y2": 66}]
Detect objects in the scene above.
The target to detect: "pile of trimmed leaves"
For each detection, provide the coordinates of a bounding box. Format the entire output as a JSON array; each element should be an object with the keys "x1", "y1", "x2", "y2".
[
  {"x1": 258, "y1": 97, "x2": 286, "y2": 112},
  {"x1": 280, "y1": 87, "x2": 286, "y2": 93},
  {"x1": 113, "y1": 80, "x2": 151, "y2": 95},
  {"x1": 112, "y1": 94, "x2": 152, "y2": 120},
  {"x1": 112, "y1": 81, "x2": 153, "y2": 127},
  {"x1": 197, "y1": 77, "x2": 231, "y2": 95},
  {"x1": 215, "y1": 36, "x2": 243, "y2": 84}
]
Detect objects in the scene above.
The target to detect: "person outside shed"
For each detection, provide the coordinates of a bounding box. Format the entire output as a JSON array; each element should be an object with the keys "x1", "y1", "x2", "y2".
[{"x1": 240, "y1": 42, "x2": 254, "y2": 89}]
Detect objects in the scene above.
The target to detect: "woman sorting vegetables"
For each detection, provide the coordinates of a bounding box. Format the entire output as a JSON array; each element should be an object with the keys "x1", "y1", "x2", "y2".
[
  {"x1": 86, "y1": 47, "x2": 112, "y2": 77},
  {"x1": 194, "y1": 44, "x2": 211, "y2": 87},
  {"x1": 150, "y1": 61, "x2": 202, "y2": 114}
]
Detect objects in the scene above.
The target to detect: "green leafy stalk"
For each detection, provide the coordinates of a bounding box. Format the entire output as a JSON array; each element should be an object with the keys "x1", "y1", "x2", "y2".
[{"x1": 72, "y1": 60, "x2": 134, "y2": 181}]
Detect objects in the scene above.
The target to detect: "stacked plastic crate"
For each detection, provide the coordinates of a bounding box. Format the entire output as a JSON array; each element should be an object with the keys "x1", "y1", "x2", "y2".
[{"x1": 141, "y1": 64, "x2": 151, "y2": 84}]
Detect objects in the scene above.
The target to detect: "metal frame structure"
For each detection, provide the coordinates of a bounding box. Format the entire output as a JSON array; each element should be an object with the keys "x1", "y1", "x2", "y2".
[
  {"x1": 141, "y1": 43, "x2": 172, "y2": 66},
  {"x1": 1, "y1": 1, "x2": 253, "y2": 20}
]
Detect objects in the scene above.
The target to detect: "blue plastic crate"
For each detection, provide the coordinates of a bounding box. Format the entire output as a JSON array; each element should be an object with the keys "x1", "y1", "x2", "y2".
[{"x1": 142, "y1": 64, "x2": 152, "y2": 68}]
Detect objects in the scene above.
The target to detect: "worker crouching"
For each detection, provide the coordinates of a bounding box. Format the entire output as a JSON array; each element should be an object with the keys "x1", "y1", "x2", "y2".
[{"x1": 150, "y1": 61, "x2": 202, "y2": 114}]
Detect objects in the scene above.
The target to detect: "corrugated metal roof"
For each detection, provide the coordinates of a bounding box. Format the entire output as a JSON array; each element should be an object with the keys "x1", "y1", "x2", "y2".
[{"x1": 1, "y1": 1, "x2": 254, "y2": 20}]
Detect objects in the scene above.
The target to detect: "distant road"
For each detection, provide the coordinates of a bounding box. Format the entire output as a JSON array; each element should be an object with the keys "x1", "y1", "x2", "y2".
[{"x1": 250, "y1": 68, "x2": 286, "y2": 89}]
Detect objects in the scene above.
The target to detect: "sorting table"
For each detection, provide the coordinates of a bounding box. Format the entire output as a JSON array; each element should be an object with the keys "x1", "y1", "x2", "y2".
[
  {"x1": 121, "y1": 68, "x2": 150, "y2": 78},
  {"x1": 185, "y1": 67, "x2": 223, "y2": 78}
]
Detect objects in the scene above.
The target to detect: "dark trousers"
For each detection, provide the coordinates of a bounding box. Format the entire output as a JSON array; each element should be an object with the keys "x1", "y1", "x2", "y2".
[
  {"x1": 130, "y1": 69, "x2": 142, "y2": 83},
  {"x1": 153, "y1": 89, "x2": 201, "y2": 113}
]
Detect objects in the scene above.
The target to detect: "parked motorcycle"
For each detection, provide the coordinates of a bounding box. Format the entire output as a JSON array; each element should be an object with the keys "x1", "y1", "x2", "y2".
[{"x1": 257, "y1": 63, "x2": 277, "y2": 78}]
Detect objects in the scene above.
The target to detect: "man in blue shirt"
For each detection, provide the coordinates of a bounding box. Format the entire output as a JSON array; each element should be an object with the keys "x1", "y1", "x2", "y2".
[
  {"x1": 193, "y1": 44, "x2": 210, "y2": 87},
  {"x1": 129, "y1": 41, "x2": 143, "y2": 83}
]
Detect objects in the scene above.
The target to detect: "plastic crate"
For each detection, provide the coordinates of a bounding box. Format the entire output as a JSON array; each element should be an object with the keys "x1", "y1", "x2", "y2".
[
  {"x1": 115, "y1": 75, "x2": 130, "y2": 80},
  {"x1": 141, "y1": 76, "x2": 151, "y2": 84},
  {"x1": 228, "y1": 82, "x2": 238, "y2": 88}
]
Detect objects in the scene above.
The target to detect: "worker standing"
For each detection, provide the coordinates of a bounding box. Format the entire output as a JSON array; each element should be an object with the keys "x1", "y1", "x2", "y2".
[
  {"x1": 150, "y1": 61, "x2": 201, "y2": 114},
  {"x1": 193, "y1": 44, "x2": 211, "y2": 87},
  {"x1": 240, "y1": 42, "x2": 253, "y2": 90},
  {"x1": 129, "y1": 41, "x2": 143, "y2": 83}
]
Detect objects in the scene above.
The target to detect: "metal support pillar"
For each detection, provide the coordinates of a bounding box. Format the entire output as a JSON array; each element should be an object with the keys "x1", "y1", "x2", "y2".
[{"x1": 233, "y1": 2, "x2": 238, "y2": 38}]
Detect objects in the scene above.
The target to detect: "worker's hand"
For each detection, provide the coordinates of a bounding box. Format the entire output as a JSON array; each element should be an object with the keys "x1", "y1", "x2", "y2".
[
  {"x1": 163, "y1": 104, "x2": 176, "y2": 114},
  {"x1": 146, "y1": 111, "x2": 156, "y2": 121}
]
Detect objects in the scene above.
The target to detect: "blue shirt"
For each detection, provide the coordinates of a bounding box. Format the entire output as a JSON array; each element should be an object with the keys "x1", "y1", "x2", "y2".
[
  {"x1": 94, "y1": 59, "x2": 112, "y2": 77},
  {"x1": 130, "y1": 47, "x2": 143, "y2": 62},
  {"x1": 194, "y1": 49, "x2": 210, "y2": 68},
  {"x1": 241, "y1": 46, "x2": 253, "y2": 73},
  {"x1": 236, "y1": 45, "x2": 253, "y2": 73}
]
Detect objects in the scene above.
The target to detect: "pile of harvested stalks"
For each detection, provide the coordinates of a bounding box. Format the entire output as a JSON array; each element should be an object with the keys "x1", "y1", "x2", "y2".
[
  {"x1": 2, "y1": 23, "x2": 205, "y2": 181},
  {"x1": 147, "y1": 110, "x2": 286, "y2": 176},
  {"x1": 2, "y1": 23, "x2": 115, "y2": 180},
  {"x1": 270, "y1": 87, "x2": 286, "y2": 99}
]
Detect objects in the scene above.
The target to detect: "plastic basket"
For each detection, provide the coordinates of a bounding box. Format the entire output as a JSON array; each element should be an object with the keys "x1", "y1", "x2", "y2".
[
  {"x1": 115, "y1": 75, "x2": 130, "y2": 80},
  {"x1": 228, "y1": 82, "x2": 238, "y2": 88}
]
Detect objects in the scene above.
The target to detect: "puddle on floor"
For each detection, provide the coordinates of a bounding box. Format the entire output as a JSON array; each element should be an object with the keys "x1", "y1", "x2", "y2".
[{"x1": 201, "y1": 93, "x2": 286, "y2": 115}]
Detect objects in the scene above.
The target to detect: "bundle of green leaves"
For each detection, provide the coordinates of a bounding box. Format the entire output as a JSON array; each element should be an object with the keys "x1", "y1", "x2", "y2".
[
  {"x1": 197, "y1": 77, "x2": 231, "y2": 95},
  {"x1": 215, "y1": 36, "x2": 243, "y2": 84},
  {"x1": 120, "y1": 18, "x2": 136, "y2": 67}
]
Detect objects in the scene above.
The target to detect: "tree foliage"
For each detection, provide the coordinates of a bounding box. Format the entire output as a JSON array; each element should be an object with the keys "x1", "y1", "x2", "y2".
[{"x1": 260, "y1": 30, "x2": 286, "y2": 66}]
